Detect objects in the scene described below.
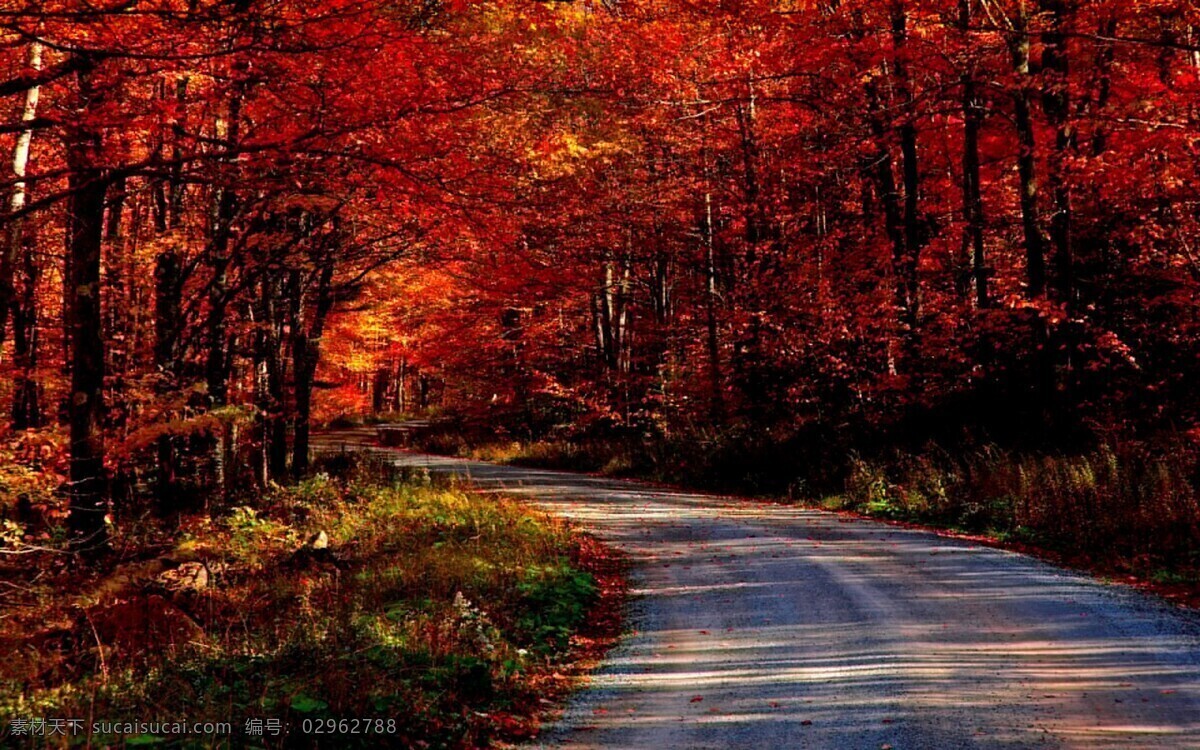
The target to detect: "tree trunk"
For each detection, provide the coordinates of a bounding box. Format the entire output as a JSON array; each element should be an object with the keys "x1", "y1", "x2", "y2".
[
  {"x1": 394, "y1": 358, "x2": 407, "y2": 412},
  {"x1": 593, "y1": 257, "x2": 628, "y2": 372},
  {"x1": 372, "y1": 369, "x2": 389, "y2": 414},
  {"x1": 64, "y1": 54, "x2": 109, "y2": 551},
  {"x1": 735, "y1": 98, "x2": 766, "y2": 250},
  {"x1": 168, "y1": 76, "x2": 188, "y2": 227},
  {"x1": 12, "y1": 212, "x2": 42, "y2": 430},
  {"x1": 893, "y1": 2, "x2": 922, "y2": 328},
  {"x1": 153, "y1": 246, "x2": 183, "y2": 505},
  {"x1": 1041, "y1": 0, "x2": 1074, "y2": 310},
  {"x1": 251, "y1": 272, "x2": 290, "y2": 486},
  {"x1": 150, "y1": 76, "x2": 189, "y2": 508},
  {"x1": 270, "y1": 338, "x2": 288, "y2": 478},
  {"x1": 703, "y1": 190, "x2": 724, "y2": 424},
  {"x1": 291, "y1": 257, "x2": 335, "y2": 479},
  {"x1": 250, "y1": 296, "x2": 269, "y2": 488},
  {"x1": 1010, "y1": 4, "x2": 1048, "y2": 298},
  {"x1": 960, "y1": 0, "x2": 989, "y2": 308},
  {"x1": 104, "y1": 175, "x2": 129, "y2": 375},
  {"x1": 1087, "y1": 19, "x2": 1118, "y2": 157},
  {"x1": 418, "y1": 372, "x2": 431, "y2": 410},
  {"x1": 0, "y1": 41, "x2": 42, "y2": 352},
  {"x1": 864, "y1": 78, "x2": 907, "y2": 322},
  {"x1": 205, "y1": 91, "x2": 242, "y2": 407},
  {"x1": 264, "y1": 274, "x2": 289, "y2": 482},
  {"x1": 153, "y1": 249, "x2": 184, "y2": 373},
  {"x1": 104, "y1": 174, "x2": 127, "y2": 242},
  {"x1": 204, "y1": 92, "x2": 242, "y2": 498}
]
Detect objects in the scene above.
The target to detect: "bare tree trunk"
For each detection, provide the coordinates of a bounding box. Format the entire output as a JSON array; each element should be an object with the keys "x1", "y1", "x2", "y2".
[
  {"x1": 154, "y1": 245, "x2": 183, "y2": 503},
  {"x1": 651, "y1": 229, "x2": 672, "y2": 326},
  {"x1": 12, "y1": 213, "x2": 42, "y2": 430},
  {"x1": 1041, "y1": 0, "x2": 1074, "y2": 310},
  {"x1": 618, "y1": 239, "x2": 632, "y2": 375},
  {"x1": 394, "y1": 358, "x2": 407, "y2": 413},
  {"x1": 960, "y1": 0, "x2": 989, "y2": 308},
  {"x1": 292, "y1": 256, "x2": 335, "y2": 478},
  {"x1": 251, "y1": 271, "x2": 290, "y2": 486},
  {"x1": 703, "y1": 190, "x2": 724, "y2": 424},
  {"x1": 1088, "y1": 19, "x2": 1118, "y2": 157},
  {"x1": 205, "y1": 91, "x2": 242, "y2": 407},
  {"x1": 1010, "y1": 3, "x2": 1048, "y2": 298},
  {"x1": 735, "y1": 97, "x2": 766, "y2": 250},
  {"x1": 150, "y1": 76, "x2": 189, "y2": 508},
  {"x1": 267, "y1": 274, "x2": 290, "y2": 481},
  {"x1": 893, "y1": 2, "x2": 922, "y2": 328},
  {"x1": 104, "y1": 175, "x2": 127, "y2": 242},
  {"x1": 418, "y1": 372, "x2": 431, "y2": 410},
  {"x1": 593, "y1": 257, "x2": 628, "y2": 372},
  {"x1": 250, "y1": 295, "x2": 269, "y2": 488},
  {"x1": 372, "y1": 369, "x2": 389, "y2": 414},
  {"x1": 168, "y1": 76, "x2": 188, "y2": 227},
  {"x1": 104, "y1": 175, "x2": 130, "y2": 375},
  {"x1": 0, "y1": 41, "x2": 42, "y2": 351},
  {"x1": 864, "y1": 77, "x2": 908, "y2": 320},
  {"x1": 64, "y1": 54, "x2": 110, "y2": 552},
  {"x1": 204, "y1": 92, "x2": 242, "y2": 498}
]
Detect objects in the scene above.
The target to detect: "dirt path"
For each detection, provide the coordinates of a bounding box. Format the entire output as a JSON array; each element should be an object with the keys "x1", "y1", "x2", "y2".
[{"x1": 317, "y1": 431, "x2": 1200, "y2": 749}]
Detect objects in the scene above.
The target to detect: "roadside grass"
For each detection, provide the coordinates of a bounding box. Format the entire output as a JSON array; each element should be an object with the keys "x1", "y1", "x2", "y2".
[
  {"x1": 0, "y1": 453, "x2": 625, "y2": 748},
  {"x1": 411, "y1": 426, "x2": 1200, "y2": 603},
  {"x1": 837, "y1": 446, "x2": 1200, "y2": 572}
]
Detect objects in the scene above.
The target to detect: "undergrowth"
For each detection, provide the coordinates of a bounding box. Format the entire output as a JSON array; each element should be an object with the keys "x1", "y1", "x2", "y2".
[
  {"x1": 835, "y1": 443, "x2": 1200, "y2": 575},
  {"x1": 0, "y1": 453, "x2": 616, "y2": 748}
]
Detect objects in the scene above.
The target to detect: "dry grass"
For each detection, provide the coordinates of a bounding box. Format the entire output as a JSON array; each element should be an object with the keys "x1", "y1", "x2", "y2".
[
  {"x1": 838, "y1": 443, "x2": 1200, "y2": 579},
  {"x1": 0, "y1": 454, "x2": 618, "y2": 748}
]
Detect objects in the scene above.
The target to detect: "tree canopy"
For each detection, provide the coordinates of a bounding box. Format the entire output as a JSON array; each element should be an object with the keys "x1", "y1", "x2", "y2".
[{"x1": 3, "y1": 0, "x2": 1200, "y2": 546}]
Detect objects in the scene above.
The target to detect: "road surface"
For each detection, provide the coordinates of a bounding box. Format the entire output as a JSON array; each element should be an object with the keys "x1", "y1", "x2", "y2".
[{"x1": 317, "y1": 430, "x2": 1200, "y2": 749}]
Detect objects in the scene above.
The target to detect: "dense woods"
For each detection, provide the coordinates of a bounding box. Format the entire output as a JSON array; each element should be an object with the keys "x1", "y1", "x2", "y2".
[
  {"x1": 2, "y1": 1, "x2": 1200, "y2": 556},
  {"x1": 0, "y1": 0, "x2": 523, "y2": 548},
  {"x1": 326, "y1": 0, "x2": 1200, "y2": 457},
  {"x1": 5, "y1": 1, "x2": 1200, "y2": 745}
]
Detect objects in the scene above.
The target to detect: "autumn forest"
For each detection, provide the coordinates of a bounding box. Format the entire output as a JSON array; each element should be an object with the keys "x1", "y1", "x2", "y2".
[{"x1": 4, "y1": 0, "x2": 1200, "y2": 746}]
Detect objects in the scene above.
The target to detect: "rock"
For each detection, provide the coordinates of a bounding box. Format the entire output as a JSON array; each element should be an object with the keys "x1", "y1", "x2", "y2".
[
  {"x1": 88, "y1": 558, "x2": 170, "y2": 603},
  {"x1": 156, "y1": 561, "x2": 209, "y2": 593},
  {"x1": 287, "y1": 530, "x2": 345, "y2": 572}
]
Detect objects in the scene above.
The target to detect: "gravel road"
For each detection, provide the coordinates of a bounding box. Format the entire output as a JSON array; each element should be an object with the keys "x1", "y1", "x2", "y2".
[{"x1": 317, "y1": 431, "x2": 1200, "y2": 749}]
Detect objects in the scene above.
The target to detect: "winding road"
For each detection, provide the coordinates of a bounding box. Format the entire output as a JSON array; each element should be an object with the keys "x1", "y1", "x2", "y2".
[{"x1": 318, "y1": 430, "x2": 1200, "y2": 749}]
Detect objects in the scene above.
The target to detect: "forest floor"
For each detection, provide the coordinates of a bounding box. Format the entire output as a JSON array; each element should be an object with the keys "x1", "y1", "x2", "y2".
[
  {"x1": 317, "y1": 428, "x2": 1200, "y2": 749},
  {"x1": 0, "y1": 448, "x2": 626, "y2": 748}
]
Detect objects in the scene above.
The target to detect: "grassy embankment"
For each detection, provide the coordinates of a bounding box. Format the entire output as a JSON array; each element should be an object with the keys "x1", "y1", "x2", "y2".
[
  {"x1": 412, "y1": 424, "x2": 1200, "y2": 604},
  {"x1": 0, "y1": 453, "x2": 624, "y2": 748}
]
